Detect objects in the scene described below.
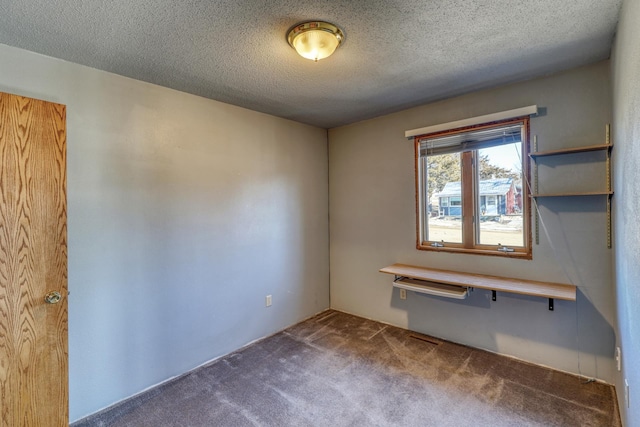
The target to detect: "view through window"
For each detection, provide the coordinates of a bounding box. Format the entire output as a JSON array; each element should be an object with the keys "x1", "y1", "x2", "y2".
[{"x1": 416, "y1": 118, "x2": 530, "y2": 257}]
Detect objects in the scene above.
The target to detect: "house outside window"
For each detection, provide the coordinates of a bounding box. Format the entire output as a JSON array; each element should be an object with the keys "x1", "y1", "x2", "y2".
[{"x1": 415, "y1": 117, "x2": 531, "y2": 258}]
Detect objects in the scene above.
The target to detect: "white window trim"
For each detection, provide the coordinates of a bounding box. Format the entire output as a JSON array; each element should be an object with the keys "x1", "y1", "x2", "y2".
[{"x1": 405, "y1": 105, "x2": 538, "y2": 139}]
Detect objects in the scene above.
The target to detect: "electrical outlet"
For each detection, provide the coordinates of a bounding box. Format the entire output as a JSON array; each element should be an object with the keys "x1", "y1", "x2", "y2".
[
  {"x1": 625, "y1": 379, "x2": 630, "y2": 408},
  {"x1": 399, "y1": 289, "x2": 407, "y2": 300},
  {"x1": 265, "y1": 295, "x2": 272, "y2": 307},
  {"x1": 615, "y1": 346, "x2": 621, "y2": 371}
]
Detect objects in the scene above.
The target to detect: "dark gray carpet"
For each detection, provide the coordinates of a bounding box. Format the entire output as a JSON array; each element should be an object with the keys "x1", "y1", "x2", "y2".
[{"x1": 73, "y1": 310, "x2": 620, "y2": 427}]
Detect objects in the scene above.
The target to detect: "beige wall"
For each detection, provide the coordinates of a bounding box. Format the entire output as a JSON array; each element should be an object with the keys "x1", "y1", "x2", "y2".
[
  {"x1": 329, "y1": 61, "x2": 614, "y2": 382},
  {"x1": 0, "y1": 43, "x2": 330, "y2": 422}
]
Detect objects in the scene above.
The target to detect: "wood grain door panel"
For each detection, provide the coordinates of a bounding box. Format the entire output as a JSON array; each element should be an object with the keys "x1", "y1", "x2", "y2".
[{"x1": 0, "y1": 92, "x2": 68, "y2": 426}]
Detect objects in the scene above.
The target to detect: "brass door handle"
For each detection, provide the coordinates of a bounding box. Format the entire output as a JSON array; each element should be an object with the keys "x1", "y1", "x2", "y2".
[{"x1": 44, "y1": 291, "x2": 62, "y2": 304}]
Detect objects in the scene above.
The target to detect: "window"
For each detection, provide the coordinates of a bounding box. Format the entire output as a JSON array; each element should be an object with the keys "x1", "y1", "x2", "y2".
[{"x1": 415, "y1": 117, "x2": 531, "y2": 258}]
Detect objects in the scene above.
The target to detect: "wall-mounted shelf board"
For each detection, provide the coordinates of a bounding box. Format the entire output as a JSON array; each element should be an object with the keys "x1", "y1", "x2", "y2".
[
  {"x1": 380, "y1": 263, "x2": 576, "y2": 302},
  {"x1": 532, "y1": 191, "x2": 614, "y2": 198},
  {"x1": 529, "y1": 143, "x2": 612, "y2": 159}
]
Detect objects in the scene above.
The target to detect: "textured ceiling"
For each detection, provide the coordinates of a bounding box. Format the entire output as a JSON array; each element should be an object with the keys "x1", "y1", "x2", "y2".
[{"x1": 0, "y1": 0, "x2": 622, "y2": 128}]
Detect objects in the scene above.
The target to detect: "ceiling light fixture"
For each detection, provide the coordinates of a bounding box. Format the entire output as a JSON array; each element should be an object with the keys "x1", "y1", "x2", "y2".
[{"x1": 287, "y1": 21, "x2": 344, "y2": 62}]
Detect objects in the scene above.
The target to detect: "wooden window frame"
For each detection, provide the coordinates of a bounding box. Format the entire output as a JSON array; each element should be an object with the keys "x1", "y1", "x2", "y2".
[{"x1": 414, "y1": 117, "x2": 532, "y2": 259}]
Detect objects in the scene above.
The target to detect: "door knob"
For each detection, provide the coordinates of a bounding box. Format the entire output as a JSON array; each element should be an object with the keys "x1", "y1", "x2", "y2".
[{"x1": 44, "y1": 291, "x2": 62, "y2": 304}]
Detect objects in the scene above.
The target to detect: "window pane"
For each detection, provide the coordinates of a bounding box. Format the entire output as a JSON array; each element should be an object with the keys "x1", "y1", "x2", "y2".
[
  {"x1": 425, "y1": 153, "x2": 462, "y2": 244},
  {"x1": 477, "y1": 143, "x2": 524, "y2": 247}
]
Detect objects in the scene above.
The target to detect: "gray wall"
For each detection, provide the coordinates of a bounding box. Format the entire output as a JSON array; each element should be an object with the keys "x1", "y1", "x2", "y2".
[
  {"x1": 612, "y1": 0, "x2": 640, "y2": 424},
  {"x1": 0, "y1": 43, "x2": 330, "y2": 422},
  {"x1": 0, "y1": 28, "x2": 627, "y2": 424},
  {"x1": 329, "y1": 61, "x2": 615, "y2": 383}
]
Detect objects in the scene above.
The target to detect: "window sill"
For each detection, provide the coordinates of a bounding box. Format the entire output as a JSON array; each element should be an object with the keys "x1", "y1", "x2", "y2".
[{"x1": 417, "y1": 244, "x2": 532, "y2": 260}]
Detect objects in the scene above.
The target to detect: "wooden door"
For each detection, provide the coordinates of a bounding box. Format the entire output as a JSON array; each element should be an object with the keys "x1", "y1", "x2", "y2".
[{"x1": 0, "y1": 92, "x2": 68, "y2": 426}]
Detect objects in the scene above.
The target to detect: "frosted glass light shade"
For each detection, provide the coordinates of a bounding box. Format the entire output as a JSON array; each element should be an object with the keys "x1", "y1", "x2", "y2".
[
  {"x1": 292, "y1": 30, "x2": 339, "y2": 61},
  {"x1": 287, "y1": 21, "x2": 344, "y2": 62}
]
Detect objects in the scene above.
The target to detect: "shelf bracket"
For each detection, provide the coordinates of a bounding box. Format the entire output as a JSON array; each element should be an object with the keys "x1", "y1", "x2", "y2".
[
  {"x1": 607, "y1": 196, "x2": 612, "y2": 249},
  {"x1": 492, "y1": 290, "x2": 497, "y2": 301},
  {"x1": 606, "y1": 124, "x2": 612, "y2": 249},
  {"x1": 532, "y1": 135, "x2": 540, "y2": 245},
  {"x1": 548, "y1": 298, "x2": 554, "y2": 311}
]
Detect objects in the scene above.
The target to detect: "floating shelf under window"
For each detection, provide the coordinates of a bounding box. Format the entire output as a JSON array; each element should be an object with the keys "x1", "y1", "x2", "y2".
[{"x1": 381, "y1": 263, "x2": 576, "y2": 311}]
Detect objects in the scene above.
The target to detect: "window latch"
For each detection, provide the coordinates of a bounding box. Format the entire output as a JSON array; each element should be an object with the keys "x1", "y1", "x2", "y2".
[
  {"x1": 431, "y1": 241, "x2": 445, "y2": 248},
  {"x1": 497, "y1": 245, "x2": 514, "y2": 253}
]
